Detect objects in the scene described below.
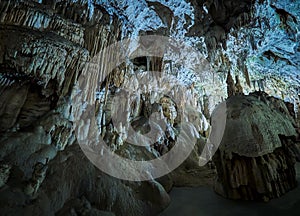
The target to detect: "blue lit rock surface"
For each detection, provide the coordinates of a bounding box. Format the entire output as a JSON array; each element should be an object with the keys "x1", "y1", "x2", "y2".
[
  {"x1": 219, "y1": 0, "x2": 300, "y2": 104},
  {"x1": 90, "y1": 0, "x2": 300, "y2": 109},
  {"x1": 0, "y1": 0, "x2": 300, "y2": 215},
  {"x1": 0, "y1": 1, "x2": 171, "y2": 215}
]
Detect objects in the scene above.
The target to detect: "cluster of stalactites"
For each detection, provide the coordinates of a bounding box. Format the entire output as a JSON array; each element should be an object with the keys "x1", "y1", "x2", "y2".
[{"x1": 226, "y1": 71, "x2": 244, "y2": 97}]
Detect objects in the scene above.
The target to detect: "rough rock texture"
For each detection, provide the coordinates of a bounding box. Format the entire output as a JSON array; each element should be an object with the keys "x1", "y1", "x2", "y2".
[
  {"x1": 97, "y1": 0, "x2": 300, "y2": 117},
  {"x1": 0, "y1": 1, "x2": 216, "y2": 215},
  {"x1": 1, "y1": 143, "x2": 173, "y2": 216},
  {"x1": 169, "y1": 137, "x2": 216, "y2": 187},
  {"x1": 213, "y1": 93, "x2": 299, "y2": 201},
  {"x1": 213, "y1": 0, "x2": 300, "y2": 102},
  {"x1": 0, "y1": 1, "x2": 173, "y2": 215},
  {"x1": 1, "y1": 0, "x2": 299, "y2": 214}
]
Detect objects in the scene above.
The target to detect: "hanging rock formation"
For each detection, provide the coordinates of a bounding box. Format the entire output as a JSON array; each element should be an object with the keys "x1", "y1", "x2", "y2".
[
  {"x1": 1, "y1": 0, "x2": 300, "y2": 215},
  {"x1": 0, "y1": 1, "x2": 215, "y2": 215},
  {"x1": 0, "y1": 1, "x2": 175, "y2": 215}
]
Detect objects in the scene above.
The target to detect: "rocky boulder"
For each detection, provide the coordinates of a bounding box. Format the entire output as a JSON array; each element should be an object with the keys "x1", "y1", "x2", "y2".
[{"x1": 213, "y1": 93, "x2": 298, "y2": 201}]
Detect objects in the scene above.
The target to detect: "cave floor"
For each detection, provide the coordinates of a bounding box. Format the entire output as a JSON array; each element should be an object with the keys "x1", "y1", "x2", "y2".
[{"x1": 160, "y1": 163, "x2": 300, "y2": 216}]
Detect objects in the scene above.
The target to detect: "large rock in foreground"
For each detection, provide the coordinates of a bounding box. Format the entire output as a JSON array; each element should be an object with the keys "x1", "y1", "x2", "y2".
[{"x1": 213, "y1": 93, "x2": 298, "y2": 201}]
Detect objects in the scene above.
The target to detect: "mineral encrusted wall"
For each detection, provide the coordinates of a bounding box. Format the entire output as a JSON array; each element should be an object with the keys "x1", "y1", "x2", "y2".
[
  {"x1": 0, "y1": 1, "x2": 213, "y2": 215},
  {"x1": 0, "y1": 1, "x2": 172, "y2": 215},
  {"x1": 0, "y1": 0, "x2": 300, "y2": 215}
]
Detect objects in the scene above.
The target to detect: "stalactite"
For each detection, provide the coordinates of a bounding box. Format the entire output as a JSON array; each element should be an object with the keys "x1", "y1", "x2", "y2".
[
  {"x1": 258, "y1": 78, "x2": 265, "y2": 92},
  {"x1": 203, "y1": 94, "x2": 210, "y2": 120},
  {"x1": 226, "y1": 71, "x2": 235, "y2": 97},
  {"x1": 296, "y1": 101, "x2": 300, "y2": 127},
  {"x1": 235, "y1": 75, "x2": 243, "y2": 95},
  {"x1": 243, "y1": 65, "x2": 251, "y2": 87},
  {"x1": 146, "y1": 56, "x2": 150, "y2": 72}
]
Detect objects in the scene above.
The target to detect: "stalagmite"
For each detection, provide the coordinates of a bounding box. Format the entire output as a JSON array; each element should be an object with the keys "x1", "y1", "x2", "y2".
[
  {"x1": 213, "y1": 94, "x2": 298, "y2": 201},
  {"x1": 258, "y1": 79, "x2": 265, "y2": 92},
  {"x1": 1, "y1": 0, "x2": 299, "y2": 215}
]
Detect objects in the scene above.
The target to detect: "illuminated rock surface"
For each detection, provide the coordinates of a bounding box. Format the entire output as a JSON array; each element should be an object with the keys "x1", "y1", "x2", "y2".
[
  {"x1": 0, "y1": 0, "x2": 299, "y2": 215},
  {"x1": 213, "y1": 93, "x2": 298, "y2": 201}
]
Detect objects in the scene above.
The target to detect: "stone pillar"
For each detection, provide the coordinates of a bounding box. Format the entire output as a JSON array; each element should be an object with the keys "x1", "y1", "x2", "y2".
[{"x1": 213, "y1": 95, "x2": 297, "y2": 201}]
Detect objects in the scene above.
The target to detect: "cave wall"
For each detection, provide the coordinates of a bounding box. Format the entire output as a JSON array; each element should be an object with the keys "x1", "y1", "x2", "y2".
[
  {"x1": 0, "y1": 0, "x2": 300, "y2": 215},
  {"x1": 0, "y1": 0, "x2": 217, "y2": 215},
  {"x1": 0, "y1": 1, "x2": 174, "y2": 215}
]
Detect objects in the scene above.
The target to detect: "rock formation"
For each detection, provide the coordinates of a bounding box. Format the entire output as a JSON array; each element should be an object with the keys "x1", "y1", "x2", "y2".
[
  {"x1": 213, "y1": 93, "x2": 299, "y2": 201},
  {"x1": 0, "y1": 1, "x2": 174, "y2": 215},
  {"x1": 0, "y1": 0, "x2": 299, "y2": 215},
  {"x1": 235, "y1": 75, "x2": 243, "y2": 95},
  {"x1": 0, "y1": 1, "x2": 215, "y2": 215},
  {"x1": 226, "y1": 71, "x2": 235, "y2": 97}
]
